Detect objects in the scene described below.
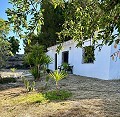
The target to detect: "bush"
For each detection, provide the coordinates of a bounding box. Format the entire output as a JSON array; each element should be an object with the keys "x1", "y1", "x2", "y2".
[
  {"x1": 44, "y1": 90, "x2": 72, "y2": 101},
  {"x1": 0, "y1": 77, "x2": 16, "y2": 84}
]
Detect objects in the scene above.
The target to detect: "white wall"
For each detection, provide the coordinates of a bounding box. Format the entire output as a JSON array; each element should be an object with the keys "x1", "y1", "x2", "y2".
[
  {"x1": 73, "y1": 44, "x2": 111, "y2": 80},
  {"x1": 47, "y1": 40, "x2": 112, "y2": 80},
  {"x1": 109, "y1": 42, "x2": 120, "y2": 79},
  {"x1": 47, "y1": 49, "x2": 56, "y2": 70}
]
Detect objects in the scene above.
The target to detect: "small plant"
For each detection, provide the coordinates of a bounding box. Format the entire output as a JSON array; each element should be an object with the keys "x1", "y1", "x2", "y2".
[
  {"x1": 45, "y1": 75, "x2": 50, "y2": 88},
  {"x1": 49, "y1": 70, "x2": 68, "y2": 93},
  {"x1": 22, "y1": 77, "x2": 36, "y2": 92},
  {"x1": 44, "y1": 90, "x2": 72, "y2": 100},
  {"x1": 10, "y1": 68, "x2": 17, "y2": 72},
  {"x1": 61, "y1": 62, "x2": 69, "y2": 71}
]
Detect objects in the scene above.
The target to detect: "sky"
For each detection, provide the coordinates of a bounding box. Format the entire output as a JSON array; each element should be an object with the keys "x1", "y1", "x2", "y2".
[{"x1": 0, "y1": 0, "x2": 24, "y2": 54}]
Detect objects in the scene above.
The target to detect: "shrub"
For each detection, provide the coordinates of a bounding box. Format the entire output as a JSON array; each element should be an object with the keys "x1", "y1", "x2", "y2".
[
  {"x1": 44, "y1": 90, "x2": 72, "y2": 101},
  {"x1": 0, "y1": 77, "x2": 16, "y2": 84},
  {"x1": 24, "y1": 45, "x2": 52, "y2": 80}
]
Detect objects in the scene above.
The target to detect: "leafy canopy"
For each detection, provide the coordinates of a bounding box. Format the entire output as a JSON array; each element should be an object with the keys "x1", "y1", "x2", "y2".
[
  {"x1": 6, "y1": 0, "x2": 120, "y2": 49},
  {"x1": 59, "y1": 0, "x2": 120, "y2": 47}
]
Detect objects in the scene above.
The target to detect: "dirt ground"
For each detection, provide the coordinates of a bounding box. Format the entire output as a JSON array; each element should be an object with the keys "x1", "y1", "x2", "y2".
[{"x1": 0, "y1": 70, "x2": 120, "y2": 117}]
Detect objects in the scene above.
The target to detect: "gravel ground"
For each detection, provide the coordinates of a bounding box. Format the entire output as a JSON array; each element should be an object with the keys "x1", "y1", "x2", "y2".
[{"x1": 0, "y1": 70, "x2": 120, "y2": 117}]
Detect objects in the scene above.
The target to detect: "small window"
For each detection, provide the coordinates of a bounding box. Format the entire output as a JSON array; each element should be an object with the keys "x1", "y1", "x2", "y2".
[{"x1": 82, "y1": 46, "x2": 95, "y2": 63}]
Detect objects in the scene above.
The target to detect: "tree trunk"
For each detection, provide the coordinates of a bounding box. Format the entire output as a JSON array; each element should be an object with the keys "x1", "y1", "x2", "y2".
[
  {"x1": 56, "y1": 81, "x2": 59, "y2": 95},
  {"x1": 37, "y1": 64, "x2": 40, "y2": 80}
]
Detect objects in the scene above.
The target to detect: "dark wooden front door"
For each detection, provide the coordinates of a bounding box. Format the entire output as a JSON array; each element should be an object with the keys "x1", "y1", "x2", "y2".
[{"x1": 62, "y1": 51, "x2": 69, "y2": 63}]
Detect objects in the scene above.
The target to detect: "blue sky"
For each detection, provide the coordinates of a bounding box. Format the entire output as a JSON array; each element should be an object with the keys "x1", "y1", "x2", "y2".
[{"x1": 0, "y1": 0, "x2": 24, "y2": 54}]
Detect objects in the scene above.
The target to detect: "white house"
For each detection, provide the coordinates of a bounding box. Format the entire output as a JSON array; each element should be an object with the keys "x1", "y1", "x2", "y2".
[{"x1": 47, "y1": 39, "x2": 120, "y2": 80}]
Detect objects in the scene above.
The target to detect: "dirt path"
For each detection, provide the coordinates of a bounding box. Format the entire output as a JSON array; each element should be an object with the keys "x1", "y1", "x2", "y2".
[{"x1": 0, "y1": 72, "x2": 120, "y2": 117}]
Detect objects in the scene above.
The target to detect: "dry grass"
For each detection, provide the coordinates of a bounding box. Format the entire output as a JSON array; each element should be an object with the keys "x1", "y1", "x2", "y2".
[{"x1": 0, "y1": 71, "x2": 120, "y2": 117}]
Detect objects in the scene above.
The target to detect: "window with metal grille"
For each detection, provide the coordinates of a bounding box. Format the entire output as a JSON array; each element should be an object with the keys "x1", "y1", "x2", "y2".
[{"x1": 82, "y1": 46, "x2": 95, "y2": 63}]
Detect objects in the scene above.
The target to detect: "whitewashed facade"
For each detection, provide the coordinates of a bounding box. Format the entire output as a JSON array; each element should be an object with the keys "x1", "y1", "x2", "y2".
[{"x1": 47, "y1": 40, "x2": 120, "y2": 80}]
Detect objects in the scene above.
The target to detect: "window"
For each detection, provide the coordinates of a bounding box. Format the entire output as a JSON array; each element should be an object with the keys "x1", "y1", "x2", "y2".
[{"x1": 82, "y1": 46, "x2": 95, "y2": 63}]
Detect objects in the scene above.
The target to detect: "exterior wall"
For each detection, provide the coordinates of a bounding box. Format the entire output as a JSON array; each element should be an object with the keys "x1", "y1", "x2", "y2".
[
  {"x1": 72, "y1": 41, "x2": 111, "y2": 80},
  {"x1": 109, "y1": 42, "x2": 120, "y2": 80},
  {"x1": 47, "y1": 40, "x2": 112, "y2": 80}
]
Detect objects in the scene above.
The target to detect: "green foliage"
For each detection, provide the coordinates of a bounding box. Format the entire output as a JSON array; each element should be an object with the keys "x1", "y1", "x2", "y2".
[
  {"x1": 0, "y1": 77, "x2": 16, "y2": 84},
  {"x1": 6, "y1": 0, "x2": 43, "y2": 36},
  {"x1": 0, "y1": 18, "x2": 12, "y2": 68},
  {"x1": 22, "y1": 77, "x2": 36, "y2": 92},
  {"x1": 49, "y1": 70, "x2": 67, "y2": 91},
  {"x1": 6, "y1": 0, "x2": 120, "y2": 53},
  {"x1": 44, "y1": 90, "x2": 72, "y2": 100},
  {"x1": 49, "y1": 70, "x2": 67, "y2": 82},
  {"x1": 59, "y1": 0, "x2": 120, "y2": 48},
  {"x1": 10, "y1": 68, "x2": 17, "y2": 72},
  {"x1": 0, "y1": 18, "x2": 9, "y2": 38},
  {"x1": 7, "y1": 0, "x2": 66, "y2": 53},
  {"x1": 24, "y1": 45, "x2": 52, "y2": 80},
  {"x1": 45, "y1": 75, "x2": 50, "y2": 88},
  {"x1": 30, "y1": 67, "x2": 40, "y2": 80},
  {"x1": 24, "y1": 45, "x2": 52, "y2": 66},
  {"x1": 61, "y1": 62, "x2": 69, "y2": 70},
  {"x1": 83, "y1": 46, "x2": 95, "y2": 63},
  {"x1": 0, "y1": 38, "x2": 11, "y2": 68},
  {"x1": 40, "y1": 0, "x2": 65, "y2": 48},
  {"x1": 8, "y1": 36, "x2": 20, "y2": 54},
  {"x1": 11, "y1": 93, "x2": 48, "y2": 105}
]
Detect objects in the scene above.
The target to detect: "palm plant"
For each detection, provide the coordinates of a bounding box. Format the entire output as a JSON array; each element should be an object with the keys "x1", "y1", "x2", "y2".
[{"x1": 49, "y1": 70, "x2": 68, "y2": 93}]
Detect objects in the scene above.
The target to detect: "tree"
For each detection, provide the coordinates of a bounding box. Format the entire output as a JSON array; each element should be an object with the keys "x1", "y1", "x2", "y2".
[
  {"x1": 8, "y1": 36, "x2": 20, "y2": 54},
  {"x1": 24, "y1": 45, "x2": 52, "y2": 80},
  {"x1": 6, "y1": 0, "x2": 43, "y2": 37},
  {"x1": 0, "y1": 38, "x2": 11, "y2": 68},
  {"x1": 23, "y1": 0, "x2": 66, "y2": 53},
  {"x1": 0, "y1": 18, "x2": 11, "y2": 68},
  {"x1": 6, "y1": 0, "x2": 120, "y2": 49},
  {"x1": 40, "y1": 0, "x2": 65, "y2": 47},
  {"x1": 59, "y1": 0, "x2": 120, "y2": 48},
  {"x1": 0, "y1": 18, "x2": 9, "y2": 39}
]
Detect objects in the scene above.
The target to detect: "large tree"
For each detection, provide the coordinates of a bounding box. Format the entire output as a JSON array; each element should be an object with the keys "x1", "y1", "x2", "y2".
[
  {"x1": 6, "y1": 0, "x2": 64, "y2": 37},
  {"x1": 6, "y1": 0, "x2": 120, "y2": 49},
  {"x1": 23, "y1": 0, "x2": 66, "y2": 53},
  {"x1": 40, "y1": 0, "x2": 65, "y2": 47}
]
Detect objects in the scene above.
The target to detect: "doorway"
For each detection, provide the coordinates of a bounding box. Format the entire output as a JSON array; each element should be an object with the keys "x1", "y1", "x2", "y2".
[{"x1": 62, "y1": 51, "x2": 69, "y2": 63}]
